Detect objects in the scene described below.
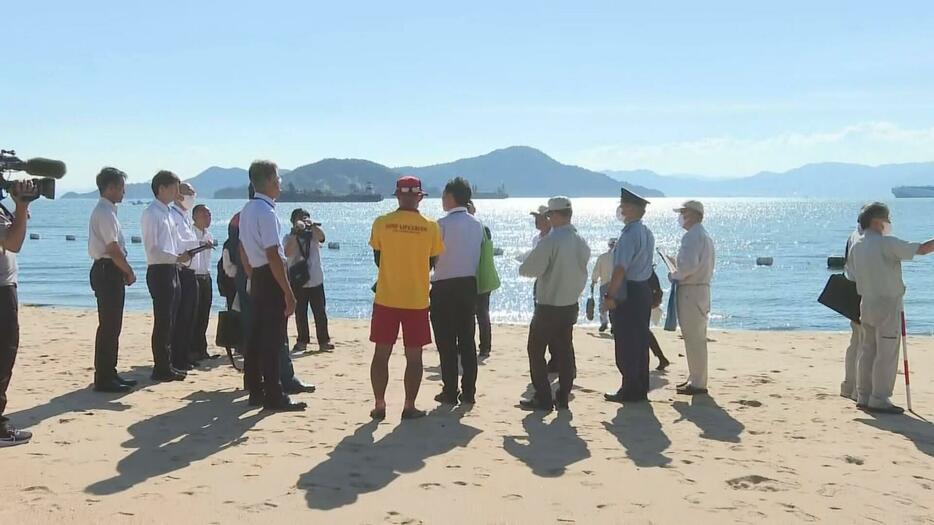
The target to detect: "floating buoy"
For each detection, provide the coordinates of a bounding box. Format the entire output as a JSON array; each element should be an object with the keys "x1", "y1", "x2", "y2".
[
  {"x1": 827, "y1": 256, "x2": 846, "y2": 270},
  {"x1": 65, "y1": 235, "x2": 76, "y2": 241},
  {"x1": 328, "y1": 242, "x2": 340, "y2": 250},
  {"x1": 756, "y1": 257, "x2": 773, "y2": 266},
  {"x1": 29, "y1": 233, "x2": 40, "y2": 240},
  {"x1": 493, "y1": 248, "x2": 504, "y2": 256},
  {"x1": 131, "y1": 236, "x2": 142, "y2": 244}
]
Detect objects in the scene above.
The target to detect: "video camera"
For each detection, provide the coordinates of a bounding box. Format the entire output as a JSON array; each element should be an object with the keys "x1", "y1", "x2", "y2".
[{"x1": 0, "y1": 149, "x2": 67, "y2": 201}]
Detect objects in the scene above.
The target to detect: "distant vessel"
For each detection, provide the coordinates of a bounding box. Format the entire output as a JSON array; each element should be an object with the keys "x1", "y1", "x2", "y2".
[
  {"x1": 278, "y1": 182, "x2": 383, "y2": 203},
  {"x1": 892, "y1": 186, "x2": 934, "y2": 198},
  {"x1": 471, "y1": 184, "x2": 508, "y2": 199}
]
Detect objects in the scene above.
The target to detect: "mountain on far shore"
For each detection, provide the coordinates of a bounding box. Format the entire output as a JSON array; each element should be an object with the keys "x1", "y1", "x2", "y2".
[{"x1": 604, "y1": 162, "x2": 934, "y2": 198}]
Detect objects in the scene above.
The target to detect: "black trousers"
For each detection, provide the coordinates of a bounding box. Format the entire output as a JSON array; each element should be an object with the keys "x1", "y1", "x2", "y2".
[
  {"x1": 613, "y1": 280, "x2": 652, "y2": 400},
  {"x1": 191, "y1": 274, "x2": 213, "y2": 359},
  {"x1": 430, "y1": 277, "x2": 478, "y2": 396},
  {"x1": 0, "y1": 285, "x2": 19, "y2": 423},
  {"x1": 476, "y1": 292, "x2": 492, "y2": 353},
  {"x1": 528, "y1": 303, "x2": 578, "y2": 404},
  {"x1": 172, "y1": 268, "x2": 198, "y2": 368},
  {"x1": 245, "y1": 266, "x2": 286, "y2": 404},
  {"x1": 146, "y1": 264, "x2": 179, "y2": 373},
  {"x1": 294, "y1": 284, "x2": 330, "y2": 345},
  {"x1": 90, "y1": 259, "x2": 125, "y2": 383}
]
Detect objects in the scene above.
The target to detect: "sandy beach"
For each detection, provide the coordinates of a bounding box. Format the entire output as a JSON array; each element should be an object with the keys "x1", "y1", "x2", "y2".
[{"x1": 1, "y1": 306, "x2": 932, "y2": 524}]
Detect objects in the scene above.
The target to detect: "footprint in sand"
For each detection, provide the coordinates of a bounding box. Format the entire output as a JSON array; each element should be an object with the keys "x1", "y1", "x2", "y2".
[
  {"x1": 844, "y1": 455, "x2": 865, "y2": 465},
  {"x1": 725, "y1": 475, "x2": 787, "y2": 492},
  {"x1": 418, "y1": 482, "x2": 442, "y2": 490},
  {"x1": 503, "y1": 494, "x2": 524, "y2": 501},
  {"x1": 733, "y1": 400, "x2": 763, "y2": 408}
]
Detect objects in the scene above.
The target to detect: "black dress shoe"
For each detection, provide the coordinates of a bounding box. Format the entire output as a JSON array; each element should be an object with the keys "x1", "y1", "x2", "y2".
[
  {"x1": 598, "y1": 323, "x2": 608, "y2": 333},
  {"x1": 264, "y1": 397, "x2": 307, "y2": 412},
  {"x1": 519, "y1": 399, "x2": 554, "y2": 412},
  {"x1": 434, "y1": 391, "x2": 458, "y2": 404},
  {"x1": 151, "y1": 369, "x2": 185, "y2": 382},
  {"x1": 94, "y1": 380, "x2": 131, "y2": 393},
  {"x1": 115, "y1": 375, "x2": 138, "y2": 387},
  {"x1": 248, "y1": 392, "x2": 264, "y2": 407},
  {"x1": 478, "y1": 349, "x2": 491, "y2": 358},
  {"x1": 656, "y1": 358, "x2": 671, "y2": 371},
  {"x1": 170, "y1": 366, "x2": 188, "y2": 377},
  {"x1": 604, "y1": 391, "x2": 647, "y2": 403},
  {"x1": 284, "y1": 381, "x2": 316, "y2": 394},
  {"x1": 459, "y1": 392, "x2": 476, "y2": 405},
  {"x1": 676, "y1": 385, "x2": 708, "y2": 396}
]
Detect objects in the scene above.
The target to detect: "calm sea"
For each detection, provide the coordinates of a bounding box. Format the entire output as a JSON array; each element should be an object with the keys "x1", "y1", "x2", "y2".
[{"x1": 8, "y1": 197, "x2": 934, "y2": 334}]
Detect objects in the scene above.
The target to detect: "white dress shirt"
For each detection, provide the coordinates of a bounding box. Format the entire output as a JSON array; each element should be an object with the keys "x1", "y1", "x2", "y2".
[
  {"x1": 171, "y1": 205, "x2": 200, "y2": 269},
  {"x1": 239, "y1": 193, "x2": 284, "y2": 269},
  {"x1": 193, "y1": 226, "x2": 214, "y2": 275},
  {"x1": 670, "y1": 223, "x2": 715, "y2": 285},
  {"x1": 284, "y1": 233, "x2": 324, "y2": 288},
  {"x1": 88, "y1": 197, "x2": 126, "y2": 261},
  {"x1": 140, "y1": 199, "x2": 181, "y2": 265},
  {"x1": 432, "y1": 207, "x2": 484, "y2": 282},
  {"x1": 592, "y1": 250, "x2": 614, "y2": 285}
]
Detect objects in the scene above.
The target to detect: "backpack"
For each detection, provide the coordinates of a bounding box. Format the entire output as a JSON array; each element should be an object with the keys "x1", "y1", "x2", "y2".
[
  {"x1": 216, "y1": 239, "x2": 237, "y2": 300},
  {"x1": 648, "y1": 270, "x2": 664, "y2": 308}
]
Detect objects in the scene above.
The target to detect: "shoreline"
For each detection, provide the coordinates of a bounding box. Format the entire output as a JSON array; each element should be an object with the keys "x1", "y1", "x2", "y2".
[{"x1": 3, "y1": 307, "x2": 933, "y2": 523}]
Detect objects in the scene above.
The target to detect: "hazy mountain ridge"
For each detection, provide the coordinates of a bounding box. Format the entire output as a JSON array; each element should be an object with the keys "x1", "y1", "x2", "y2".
[{"x1": 604, "y1": 162, "x2": 934, "y2": 198}]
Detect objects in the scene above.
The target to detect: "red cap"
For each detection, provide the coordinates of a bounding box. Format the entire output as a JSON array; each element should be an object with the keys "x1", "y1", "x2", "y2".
[{"x1": 395, "y1": 176, "x2": 426, "y2": 196}]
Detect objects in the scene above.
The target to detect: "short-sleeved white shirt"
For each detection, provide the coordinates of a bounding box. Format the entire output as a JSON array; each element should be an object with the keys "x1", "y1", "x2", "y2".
[
  {"x1": 284, "y1": 233, "x2": 324, "y2": 288},
  {"x1": 239, "y1": 193, "x2": 284, "y2": 269},
  {"x1": 141, "y1": 199, "x2": 181, "y2": 265},
  {"x1": 88, "y1": 197, "x2": 126, "y2": 261}
]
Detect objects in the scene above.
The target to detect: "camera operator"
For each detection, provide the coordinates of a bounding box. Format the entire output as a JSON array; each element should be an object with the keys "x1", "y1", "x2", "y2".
[
  {"x1": 1, "y1": 180, "x2": 37, "y2": 447},
  {"x1": 283, "y1": 208, "x2": 333, "y2": 353}
]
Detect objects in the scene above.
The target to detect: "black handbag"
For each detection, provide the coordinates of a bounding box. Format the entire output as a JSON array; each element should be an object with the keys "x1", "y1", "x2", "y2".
[
  {"x1": 585, "y1": 296, "x2": 595, "y2": 321},
  {"x1": 818, "y1": 238, "x2": 861, "y2": 323},
  {"x1": 216, "y1": 310, "x2": 243, "y2": 348},
  {"x1": 288, "y1": 235, "x2": 311, "y2": 289}
]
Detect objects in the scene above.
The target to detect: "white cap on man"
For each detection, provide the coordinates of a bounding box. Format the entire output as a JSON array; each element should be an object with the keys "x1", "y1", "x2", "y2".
[
  {"x1": 674, "y1": 200, "x2": 704, "y2": 216},
  {"x1": 546, "y1": 196, "x2": 572, "y2": 213},
  {"x1": 529, "y1": 205, "x2": 549, "y2": 216}
]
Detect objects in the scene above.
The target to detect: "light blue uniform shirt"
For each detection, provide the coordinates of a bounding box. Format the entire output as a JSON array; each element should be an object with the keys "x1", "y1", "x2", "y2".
[{"x1": 613, "y1": 219, "x2": 656, "y2": 300}]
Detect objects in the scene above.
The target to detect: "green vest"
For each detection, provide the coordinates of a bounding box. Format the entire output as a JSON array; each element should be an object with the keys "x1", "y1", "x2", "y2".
[{"x1": 477, "y1": 227, "x2": 501, "y2": 294}]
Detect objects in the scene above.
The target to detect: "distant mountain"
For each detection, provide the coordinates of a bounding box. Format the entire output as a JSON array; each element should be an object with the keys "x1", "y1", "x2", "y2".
[
  {"x1": 214, "y1": 159, "x2": 399, "y2": 199},
  {"x1": 397, "y1": 146, "x2": 663, "y2": 198},
  {"x1": 605, "y1": 162, "x2": 934, "y2": 198},
  {"x1": 62, "y1": 166, "x2": 268, "y2": 200}
]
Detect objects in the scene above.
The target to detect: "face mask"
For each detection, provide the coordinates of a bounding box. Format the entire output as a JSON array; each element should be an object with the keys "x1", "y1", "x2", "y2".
[
  {"x1": 180, "y1": 194, "x2": 196, "y2": 210},
  {"x1": 882, "y1": 222, "x2": 892, "y2": 236},
  {"x1": 678, "y1": 215, "x2": 687, "y2": 229},
  {"x1": 616, "y1": 206, "x2": 626, "y2": 223}
]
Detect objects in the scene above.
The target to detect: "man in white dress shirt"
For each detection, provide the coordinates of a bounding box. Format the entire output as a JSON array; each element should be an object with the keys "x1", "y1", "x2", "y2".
[
  {"x1": 239, "y1": 160, "x2": 306, "y2": 412},
  {"x1": 591, "y1": 238, "x2": 617, "y2": 333},
  {"x1": 141, "y1": 171, "x2": 191, "y2": 382},
  {"x1": 88, "y1": 168, "x2": 137, "y2": 393},
  {"x1": 668, "y1": 200, "x2": 715, "y2": 396},
  {"x1": 430, "y1": 177, "x2": 484, "y2": 405},
  {"x1": 190, "y1": 204, "x2": 218, "y2": 363},
  {"x1": 170, "y1": 182, "x2": 204, "y2": 370},
  {"x1": 849, "y1": 202, "x2": 934, "y2": 414}
]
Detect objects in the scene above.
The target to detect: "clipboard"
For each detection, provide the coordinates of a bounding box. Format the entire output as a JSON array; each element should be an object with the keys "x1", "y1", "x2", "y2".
[
  {"x1": 186, "y1": 244, "x2": 214, "y2": 257},
  {"x1": 657, "y1": 248, "x2": 677, "y2": 274}
]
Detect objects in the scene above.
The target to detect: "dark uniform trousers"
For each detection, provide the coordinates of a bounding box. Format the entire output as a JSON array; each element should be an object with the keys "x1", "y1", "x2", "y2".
[
  {"x1": 0, "y1": 285, "x2": 19, "y2": 424},
  {"x1": 172, "y1": 268, "x2": 198, "y2": 368},
  {"x1": 146, "y1": 264, "x2": 180, "y2": 374},
  {"x1": 476, "y1": 292, "x2": 492, "y2": 353},
  {"x1": 430, "y1": 277, "x2": 479, "y2": 397},
  {"x1": 294, "y1": 284, "x2": 330, "y2": 345},
  {"x1": 613, "y1": 280, "x2": 652, "y2": 400},
  {"x1": 528, "y1": 303, "x2": 578, "y2": 404},
  {"x1": 90, "y1": 259, "x2": 125, "y2": 383},
  {"x1": 245, "y1": 266, "x2": 286, "y2": 405},
  {"x1": 191, "y1": 274, "x2": 213, "y2": 359}
]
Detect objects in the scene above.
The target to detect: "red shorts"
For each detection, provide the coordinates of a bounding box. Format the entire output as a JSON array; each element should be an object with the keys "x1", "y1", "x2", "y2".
[{"x1": 370, "y1": 303, "x2": 432, "y2": 347}]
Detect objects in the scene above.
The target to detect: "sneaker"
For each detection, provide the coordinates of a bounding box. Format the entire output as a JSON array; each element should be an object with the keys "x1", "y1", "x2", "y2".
[
  {"x1": 292, "y1": 343, "x2": 308, "y2": 353},
  {"x1": 598, "y1": 323, "x2": 608, "y2": 333},
  {"x1": 0, "y1": 425, "x2": 32, "y2": 447},
  {"x1": 318, "y1": 342, "x2": 335, "y2": 352}
]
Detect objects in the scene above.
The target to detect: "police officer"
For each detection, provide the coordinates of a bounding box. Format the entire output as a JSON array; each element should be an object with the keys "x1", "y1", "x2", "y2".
[{"x1": 603, "y1": 188, "x2": 656, "y2": 403}]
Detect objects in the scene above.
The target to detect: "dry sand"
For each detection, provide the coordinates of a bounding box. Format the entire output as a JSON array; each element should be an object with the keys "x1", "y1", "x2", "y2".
[{"x1": 1, "y1": 306, "x2": 933, "y2": 524}]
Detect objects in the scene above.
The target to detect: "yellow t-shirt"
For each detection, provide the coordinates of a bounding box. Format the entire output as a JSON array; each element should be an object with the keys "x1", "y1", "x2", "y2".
[{"x1": 369, "y1": 210, "x2": 444, "y2": 309}]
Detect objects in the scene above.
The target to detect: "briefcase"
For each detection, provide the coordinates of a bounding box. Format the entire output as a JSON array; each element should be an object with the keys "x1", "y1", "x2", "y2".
[
  {"x1": 586, "y1": 296, "x2": 595, "y2": 321},
  {"x1": 818, "y1": 274, "x2": 861, "y2": 323}
]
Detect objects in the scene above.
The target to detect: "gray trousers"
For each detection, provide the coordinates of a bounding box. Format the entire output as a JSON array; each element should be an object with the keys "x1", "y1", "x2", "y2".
[
  {"x1": 677, "y1": 284, "x2": 710, "y2": 389},
  {"x1": 857, "y1": 298, "x2": 902, "y2": 408},
  {"x1": 841, "y1": 321, "x2": 861, "y2": 399}
]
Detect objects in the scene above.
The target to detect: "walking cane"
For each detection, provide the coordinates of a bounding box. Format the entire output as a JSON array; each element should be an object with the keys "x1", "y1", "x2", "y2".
[{"x1": 900, "y1": 311, "x2": 912, "y2": 412}]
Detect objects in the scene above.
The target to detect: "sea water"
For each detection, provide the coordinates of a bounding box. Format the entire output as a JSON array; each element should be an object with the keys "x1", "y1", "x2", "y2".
[{"x1": 9, "y1": 197, "x2": 934, "y2": 334}]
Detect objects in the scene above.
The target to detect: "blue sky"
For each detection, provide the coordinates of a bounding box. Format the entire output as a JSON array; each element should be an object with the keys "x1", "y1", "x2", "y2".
[{"x1": 4, "y1": 1, "x2": 934, "y2": 190}]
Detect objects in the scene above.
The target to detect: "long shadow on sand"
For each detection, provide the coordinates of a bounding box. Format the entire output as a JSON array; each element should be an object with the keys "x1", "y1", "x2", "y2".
[
  {"x1": 856, "y1": 413, "x2": 934, "y2": 458},
  {"x1": 85, "y1": 389, "x2": 268, "y2": 495},
  {"x1": 603, "y1": 403, "x2": 672, "y2": 468},
  {"x1": 503, "y1": 411, "x2": 591, "y2": 477},
  {"x1": 298, "y1": 408, "x2": 482, "y2": 510},
  {"x1": 672, "y1": 396, "x2": 745, "y2": 443}
]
